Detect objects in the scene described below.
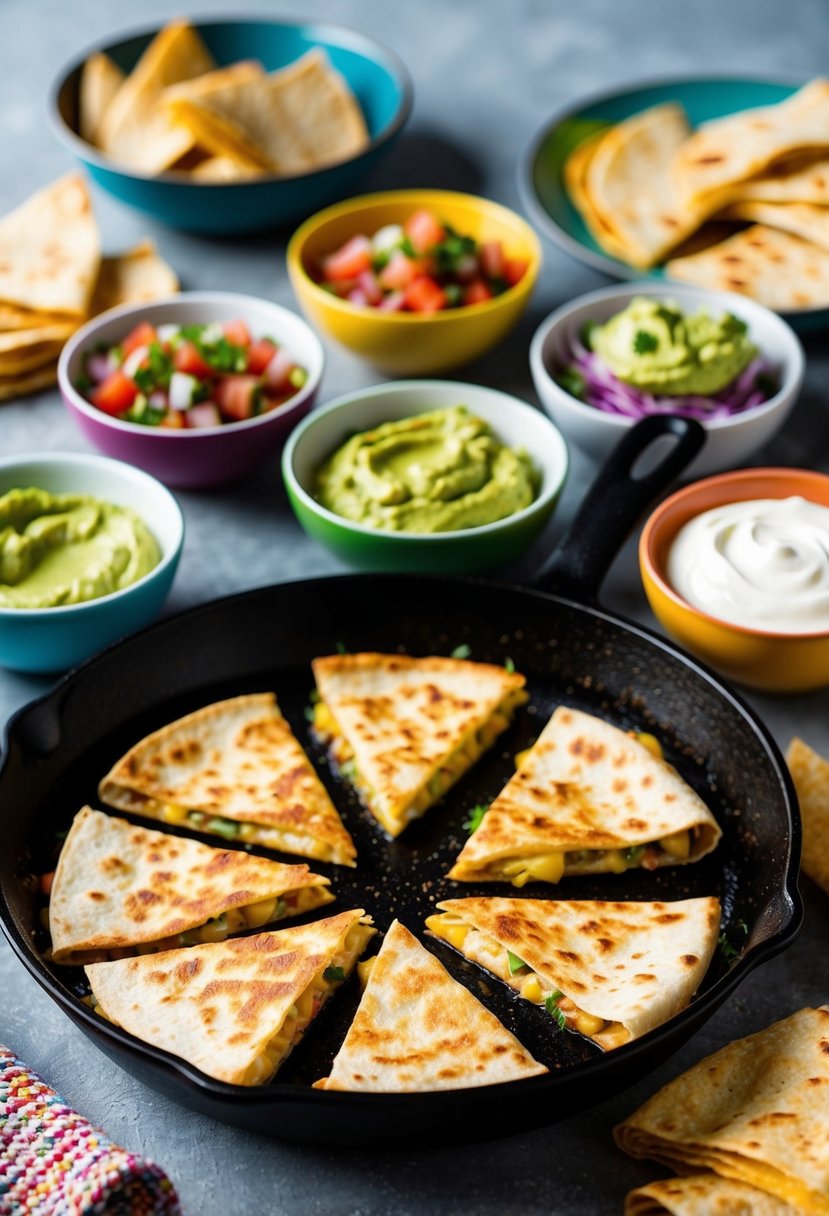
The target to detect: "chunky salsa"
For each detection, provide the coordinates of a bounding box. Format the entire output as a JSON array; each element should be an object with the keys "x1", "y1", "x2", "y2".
[
  {"x1": 314, "y1": 209, "x2": 529, "y2": 313},
  {"x1": 76, "y1": 318, "x2": 309, "y2": 428}
]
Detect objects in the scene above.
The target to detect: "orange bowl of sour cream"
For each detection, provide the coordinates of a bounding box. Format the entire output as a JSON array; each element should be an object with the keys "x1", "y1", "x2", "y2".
[{"x1": 640, "y1": 467, "x2": 829, "y2": 692}]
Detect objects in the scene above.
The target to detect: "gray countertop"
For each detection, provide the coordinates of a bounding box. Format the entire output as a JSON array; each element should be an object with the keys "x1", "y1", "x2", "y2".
[{"x1": 2, "y1": 0, "x2": 829, "y2": 1212}]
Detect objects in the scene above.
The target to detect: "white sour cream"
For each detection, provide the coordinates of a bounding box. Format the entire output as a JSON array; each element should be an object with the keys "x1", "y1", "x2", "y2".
[{"x1": 666, "y1": 496, "x2": 829, "y2": 634}]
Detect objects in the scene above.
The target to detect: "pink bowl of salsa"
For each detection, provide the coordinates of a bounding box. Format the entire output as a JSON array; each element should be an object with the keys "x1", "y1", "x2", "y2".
[{"x1": 58, "y1": 292, "x2": 325, "y2": 489}]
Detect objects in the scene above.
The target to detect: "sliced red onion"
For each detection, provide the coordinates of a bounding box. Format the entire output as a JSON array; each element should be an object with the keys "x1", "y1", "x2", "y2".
[
  {"x1": 356, "y1": 270, "x2": 383, "y2": 305},
  {"x1": 264, "y1": 347, "x2": 294, "y2": 390},
  {"x1": 186, "y1": 402, "x2": 222, "y2": 429},
  {"x1": 347, "y1": 288, "x2": 370, "y2": 307},
  {"x1": 85, "y1": 352, "x2": 115, "y2": 384},
  {"x1": 377, "y1": 290, "x2": 405, "y2": 313},
  {"x1": 148, "y1": 390, "x2": 167, "y2": 409}
]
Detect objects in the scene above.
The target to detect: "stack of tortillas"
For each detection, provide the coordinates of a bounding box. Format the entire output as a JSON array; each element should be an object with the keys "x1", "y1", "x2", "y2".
[
  {"x1": 0, "y1": 173, "x2": 178, "y2": 401},
  {"x1": 565, "y1": 79, "x2": 829, "y2": 310},
  {"x1": 615, "y1": 1006, "x2": 829, "y2": 1214},
  {"x1": 80, "y1": 19, "x2": 369, "y2": 181}
]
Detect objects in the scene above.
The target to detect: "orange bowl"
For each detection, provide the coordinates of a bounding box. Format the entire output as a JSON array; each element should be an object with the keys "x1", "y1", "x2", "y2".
[{"x1": 640, "y1": 467, "x2": 829, "y2": 692}]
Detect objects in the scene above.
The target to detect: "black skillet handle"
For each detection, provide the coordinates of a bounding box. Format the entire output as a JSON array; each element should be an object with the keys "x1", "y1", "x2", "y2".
[{"x1": 532, "y1": 414, "x2": 706, "y2": 604}]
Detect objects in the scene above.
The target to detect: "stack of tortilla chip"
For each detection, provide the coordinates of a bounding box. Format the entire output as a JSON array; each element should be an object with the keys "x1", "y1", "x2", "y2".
[
  {"x1": 0, "y1": 173, "x2": 178, "y2": 401},
  {"x1": 615, "y1": 1006, "x2": 829, "y2": 1214},
  {"x1": 565, "y1": 79, "x2": 829, "y2": 309},
  {"x1": 81, "y1": 19, "x2": 369, "y2": 181}
]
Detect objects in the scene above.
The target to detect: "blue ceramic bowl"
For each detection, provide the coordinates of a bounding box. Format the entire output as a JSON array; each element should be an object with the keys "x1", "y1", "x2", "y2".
[
  {"x1": 49, "y1": 18, "x2": 413, "y2": 235},
  {"x1": 0, "y1": 452, "x2": 184, "y2": 673}
]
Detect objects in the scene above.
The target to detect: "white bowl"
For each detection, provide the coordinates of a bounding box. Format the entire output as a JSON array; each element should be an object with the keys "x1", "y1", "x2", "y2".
[{"x1": 529, "y1": 282, "x2": 805, "y2": 479}]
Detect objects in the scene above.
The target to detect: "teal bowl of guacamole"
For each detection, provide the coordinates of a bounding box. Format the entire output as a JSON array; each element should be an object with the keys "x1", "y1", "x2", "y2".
[
  {"x1": 0, "y1": 452, "x2": 183, "y2": 672},
  {"x1": 282, "y1": 381, "x2": 569, "y2": 574}
]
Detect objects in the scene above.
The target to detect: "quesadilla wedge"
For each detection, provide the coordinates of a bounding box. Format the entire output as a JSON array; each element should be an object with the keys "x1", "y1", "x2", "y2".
[
  {"x1": 85, "y1": 909, "x2": 375, "y2": 1086},
  {"x1": 427, "y1": 896, "x2": 720, "y2": 1051},
  {"x1": 315, "y1": 919, "x2": 547, "y2": 1091},
  {"x1": 48, "y1": 806, "x2": 334, "y2": 965},
  {"x1": 448, "y1": 706, "x2": 721, "y2": 885},
  {"x1": 625, "y1": 1174, "x2": 804, "y2": 1216},
  {"x1": 311, "y1": 653, "x2": 527, "y2": 838},
  {"x1": 98, "y1": 694, "x2": 357, "y2": 866}
]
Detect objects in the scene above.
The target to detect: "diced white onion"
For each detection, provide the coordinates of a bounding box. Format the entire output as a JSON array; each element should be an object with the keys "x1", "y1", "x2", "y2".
[
  {"x1": 169, "y1": 371, "x2": 199, "y2": 410},
  {"x1": 371, "y1": 224, "x2": 404, "y2": 255},
  {"x1": 155, "y1": 323, "x2": 179, "y2": 343},
  {"x1": 122, "y1": 345, "x2": 149, "y2": 377}
]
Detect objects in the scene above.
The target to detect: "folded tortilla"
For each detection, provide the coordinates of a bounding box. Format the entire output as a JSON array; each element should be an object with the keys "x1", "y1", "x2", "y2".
[
  {"x1": 785, "y1": 737, "x2": 829, "y2": 897},
  {"x1": 719, "y1": 200, "x2": 829, "y2": 252},
  {"x1": 427, "y1": 896, "x2": 720, "y2": 1051},
  {"x1": 48, "y1": 806, "x2": 334, "y2": 965},
  {"x1": 311, "y1": 653, "x2": 527, "y2": 838},
  {"x1": 615, "y1": 1006, "x2": 829, "y2": 1214},
  {"x1": 85, "y1": 909, "x2": 375, "y2": 1085},
  {"x1": 449, "y1": 706, "x2": 721, "y2": 885},
  {"x1": 315, "y1": 919, "x2": 547, "y2": 1091},
  {"x1": 91, "y1": 241, "x2": 180, "y2": 313},
  {"x1": 565, "y1": 128, "x2": 630, "y2": 260},
  {"x1": 625, "y1": 1174, "x2": 804, "y2": 1215},
  {"x1": 728, "y1": 154, "x2": 829, "y2": 205},
  {"x1": 98, "y1": 693, "x2": 357, "y2": 866}
]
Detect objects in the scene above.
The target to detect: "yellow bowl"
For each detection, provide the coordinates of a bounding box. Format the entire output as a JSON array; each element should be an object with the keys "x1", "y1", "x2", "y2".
[
  {"x1": 287, "y1": 189, "x2": 542, "y2": 374},
  {"x1": 640, "y1": 467, "x2": 829, "y2": 693}
]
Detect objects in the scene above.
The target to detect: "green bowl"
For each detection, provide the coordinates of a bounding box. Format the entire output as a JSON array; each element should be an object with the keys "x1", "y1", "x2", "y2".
[{"x1": 282, "y1": 381, "x2": 569, "y2": 574}]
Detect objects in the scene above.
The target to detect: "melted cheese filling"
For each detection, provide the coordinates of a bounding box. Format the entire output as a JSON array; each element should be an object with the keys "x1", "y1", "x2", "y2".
[{"x1": 479, "y1": 829, "x2": 693, "y2": 887}]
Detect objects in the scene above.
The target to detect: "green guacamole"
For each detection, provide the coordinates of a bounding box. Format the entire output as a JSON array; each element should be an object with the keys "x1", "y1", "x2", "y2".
[
  {"x1": 314, "y1": 406, "x2": 538, "y2": 533},
  {"x1": 590, "y1": 297, "x2": 756, "y2": 396},
  {"x1": 0, "y1": 487, "x2": 160, "y2": 609}
]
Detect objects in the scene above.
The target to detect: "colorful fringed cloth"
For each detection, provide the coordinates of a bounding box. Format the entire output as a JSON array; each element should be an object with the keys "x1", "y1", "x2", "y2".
[{"x1": 0, "y1": 1046, "x2": 180, "y2": 1215}]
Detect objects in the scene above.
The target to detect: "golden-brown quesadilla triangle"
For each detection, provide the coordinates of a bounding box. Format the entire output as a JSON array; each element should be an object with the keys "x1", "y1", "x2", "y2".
[
  {"x1": 98, "y1": 693, "x2": 357, "y2": 866},
  {"x1": 315, "y1": 920, "x2": 547, "y2": 1092},
  {"x1": 431, "y1": 897, "x2": 720, "y2": 1051},
  {"x1": 719, "y1": 200, "x2": 829, "y2": 252},
  {"x1": 786, "y1": 738, "x2": 829, "y2": 897},
  {"x1": 79, "y1": 53, "x2": 126, "y2": 146},
  {"x1": 312, "y1": 653, "x2": 527, "y2": 838},
  {"x1": 85, "y1": 910, "x2": 375, "y2": 1086},
  {"x1": 615, "y1": 1007, "x2": 829, "y2": 1215},
  {"x1": 49, "y1": 806, "x2": 334, "y2": 964},
  {"x1": 730, "y1": 154, "x2": 829, "y2": 205},
  {"x1": 0, "y1": 174, "x2": 99, "y2": 317},
  {"x1": 625, "y1": 1174, "x2": 805, "y2": 1216},
  {"x1": 449, "y1": 706, "x2": 720, "y2": 883},
  {"x1": 564, "y1": 129, "x2": 631, "y2": 261}
]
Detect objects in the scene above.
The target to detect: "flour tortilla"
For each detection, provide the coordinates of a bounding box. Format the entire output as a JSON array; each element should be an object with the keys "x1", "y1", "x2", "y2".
[
  {"x1": 79, "y1": 52, "x2": 125, "y2": 146},
  {"x1": 431, "y1": 897, "x2": 720, "y2": 1051},
  {"x1": 667, "y1": 223, "x2": 829, "y2": 311},
  {"x1": 731, "y1": 154, "x2": 829, "y2": 205},
  {"x1": 449, "y1": 706, "x2": 721, "y2": 883},
  {"x1": 626, "y1": 1174, "x2": 804, "y2": 1216},
  {"x1": 99, "y1": 20, "x2": 215, "y2": 172},
  {"x1": 315, "y1": 920, "x2": 547, "y2": 1092},
  {"x1": 0, "y1": 340, "x2": 64, "y2": 376},
  {"x1": 719, "y1": 200, "x2": 829, "y2": 252},
  {"x1": 0, "y1": 365, "x2": 58, "y2": 401},
  {"x1": 0, "y1": 174, "x2": 99, "y2": 316},
  {"x1": 85, "y1": 910, "x2": 374, "y2": 1085},
  {"x1": 564, "y1": 129, "x2": 631, "y2": 260},
  {"x1": 49, "y1": 806, "x2": 333, "y2": 964},
  {"x1": 98, "y1": 693, "x2": 357, "y2": 866},
  {"x1": 312, "y1": 653, "x2": 527, "y2": 838},
  {"x1": 615, "y1": 1006, "x2": 829, "y2": 1214},
  {"x1": 786, "y1": 738, "x2": 829, "y2": 897},
  {"x1": 91, "y1": 241, "x2": 179, "y2": 313}
]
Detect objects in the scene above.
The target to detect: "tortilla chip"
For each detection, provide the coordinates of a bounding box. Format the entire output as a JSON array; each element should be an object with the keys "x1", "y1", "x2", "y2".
[
  {"x1": 0, "y1": 364, "x2": 57, "y2": 401},
  {"x1": 625, "y1": 1174, "x2": 804, "y2": 1215},
  {"x1": 190, "y1": 155, "x2": 262, "y2": 182},
  {"x1": 785, "y1": 737, "x2": 829, "y2": 896},
  {"x1": 666, "y1": 224, "x2": 829, "y2": 311},
  {"x1": 91, "y1": 241, "x2": 179, "y2": 313},
  {"x1": 720, "y1": 200, "x2": 829, "y2": 252},
  {"x1": 79, "y1": 52, "x2": 125, "y2": 146},
  {"x1": 0, "y1": 340, "x2": 64, "y2": 376},
  {"x1": 99, "y1": 20, "x2": 215, "y2": 172},
  {"x1": 615, "y1": 1006, "x2": 829, "y2": 1215},
  {"x1": 0, "y1": 305, "x2": 76, "y2": 335},
  {"x1": 0, "y1": 174, "x2": 99, "y2": 316}
]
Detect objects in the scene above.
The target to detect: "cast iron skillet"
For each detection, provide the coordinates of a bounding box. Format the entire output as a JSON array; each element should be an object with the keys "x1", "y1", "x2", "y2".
[{"x1": 0, "y1": 417, "x2": 802, "y2": 1147}]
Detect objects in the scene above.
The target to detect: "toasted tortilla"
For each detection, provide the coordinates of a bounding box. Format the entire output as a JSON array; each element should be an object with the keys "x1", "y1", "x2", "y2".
[
  {"x1": 564, "y1": 129, "x2": 630, "y2": 260},
  {"x1": 91, "y1": 241, "x2": 179, "y2": 313},
  {"x1": 731, "y1": 154, "x2": 829, "y2": 205},
  {"x1": 0, "y1": 364, "x2": 57, "y2": 401},
  {"x1": 315, "y1": 919, "x2": 547, "y2": 1092},
  {"x1": 98, "y1": 693, "x2": 357, "y2": 866},
  {"x1": 0, "y1": 174, "x2": 99, "y2": 316},
  {"x1": 667, "y1": 223, "x2": 829, "y2": 310},
  {"x1": 49, "y1": 806, "x2": 334, "y2": 964},
  {"x1": 99, "y1": 20, "x2": 215, "y2": 172},
  {"x1": 785, "y1": 737, "x2": 829, "y2": 896},
  {"x1": 625, "y1": 1174, "x2": 804, "y2": 1216},
  {"x1": 428, "y1": 897, "x2": 720, "y2": 1051},
  {"x1": 79, "y1": 52, "x2": 125, "y2": 146},
  {"x1": 311, "y1": 653, "x2": 527, "y2": 838},
  {"x1": 159, "y1": 58, "x2": 267, "y2": 172},
  {"x1": 615, "y1": 1006, "x2": 829, "y2": 1215},
  {"x1": 189, "y1": 156, "x2": 261, "y2": 182},
  {"x1": 85, "y1": 910, "x2": 375, "y2": 1085},
  {"x1": 449, "y1": 706, "x2": 721, "y2": 885},
  {"x1": 0, "y1": 338, "x2": 64, "y2": 376},
  {"x1": 719, "y1": 199, "x2": 829, "y2": 252}
]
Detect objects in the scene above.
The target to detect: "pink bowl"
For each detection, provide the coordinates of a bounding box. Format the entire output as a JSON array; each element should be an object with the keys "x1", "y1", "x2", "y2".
[{"x1": 58, "y1": 292, "x2": 325, "y2": 489}]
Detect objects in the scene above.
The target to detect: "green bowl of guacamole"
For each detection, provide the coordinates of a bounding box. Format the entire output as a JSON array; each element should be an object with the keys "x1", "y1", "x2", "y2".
[{"x1": 282, "y1": 381, "x2": 569, "y2": 574}]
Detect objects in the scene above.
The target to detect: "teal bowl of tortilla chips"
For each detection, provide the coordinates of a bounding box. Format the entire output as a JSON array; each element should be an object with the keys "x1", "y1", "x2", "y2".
[{"x1": 49, "y1": 17, "x2": 413, "y2": 235}]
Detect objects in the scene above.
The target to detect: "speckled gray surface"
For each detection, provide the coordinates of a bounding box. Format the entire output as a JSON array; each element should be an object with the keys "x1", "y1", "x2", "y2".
[{"x1": 1, "y1": 0, "x2": 829, "y2": 1211}]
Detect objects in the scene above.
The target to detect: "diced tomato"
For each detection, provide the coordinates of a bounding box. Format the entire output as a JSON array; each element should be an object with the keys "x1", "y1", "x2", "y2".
[
  {"x1": 379, "y1": 250, "x2": 422, "y2": 292},
  {"x1": 246, "y1": 338, "x2": 278, "y2": 375},
  {"x1": 479, "y1": 240, "x2": 505, "y2": 279},
  {"x1": 159, "y1": 409, "x2": 186, "y2": 429},
  {"x1": 121, "y1": 321, "x2": 158, "y2": 357},
  {"x1": 223, "y1": 319, "x2": 251, "y2": 347},
  {"x1": 403, "y1": 275, "x2": 448, "y2": 313},
  {"x1": 464, "y1": 280, "x2": 494, "y2": 306},
  {"x1": 173, "y1": 340, "x2": 214, "y2": 379},
  {"x1": 502, "y1": 257, "x2": 529, "y2": 287},
  {"x1": 214, "y1": 374, "x2": 261, "y2": 422},
  {"x1": 39, "y1": 871, "x2": 55, "y2": 897},
  {"x1": 322, "y1": 235, "x2": 372, "y2": 282},
  {"x1": 91, "y1": 370, "x2": 139, "y2": 415},
  {"x1": 404, "y1": 209, "x2": 446, "y2": 253}
]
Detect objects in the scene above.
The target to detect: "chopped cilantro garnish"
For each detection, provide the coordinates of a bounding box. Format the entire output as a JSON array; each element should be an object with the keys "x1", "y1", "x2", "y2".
[
  {"x1": 728, "y1": 313, "x2": 749, "y2": 335},
  {"x1": 400, "y1": 236, "x2": 417, "y2": 259},
  {"x1": 443, "y1": 283, "x2": 463, "y2": 307},
  {"x1": 489, "y1": 275, "x2": 509, "y2": 296},
  {"x1": 74, "y1": 375, "x2": 92, "y2": 394},
  {"x1": 623, "y1": 844, "x2": 645, "y2": 865},
  {"x1": 432, "y1": 230, "x2": 477, "y2": 274},
  {"x1": 755, "y1": 371, "x2": 778, "y2": 396},
  {"x1": 545, "y1": 990, "x2": 567, "y2": 1030},
  {"x1": 451, "y1": 643, "x2": 471, "y2": 659},
  {"x1": 580, "y1": 320, "x2": 599, "y2": 350},
  {"x1": 557, "y1": 367, "x2": 586, "y2": 401},
  {"x1": 372, "y1": 250, "x2": 391, "y2": 272},
  {"x1": 336, "y1": 640, "x2": 347, "y2": 654},
  {"x1": 507, "y1": 951, "x2": 528, "y2": 975},
  {"x1": 463, "y1": 803, "x2": 489, "y2": 834},
  {"x1": 718, "y1": 920, "x2": 749, "y2": 961},
  {"x1": 504, "y1": 657, "x2": 515, "y2": 673},
  {"x1": 204, "y1": 816, "x2": 240, "y2": 840},
  {"x1": 633, "y1": 330, "x2": 659, "y2": 355},
  {"x1": 323, "y1": 965, "x2": 345, "y2": 983}
]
